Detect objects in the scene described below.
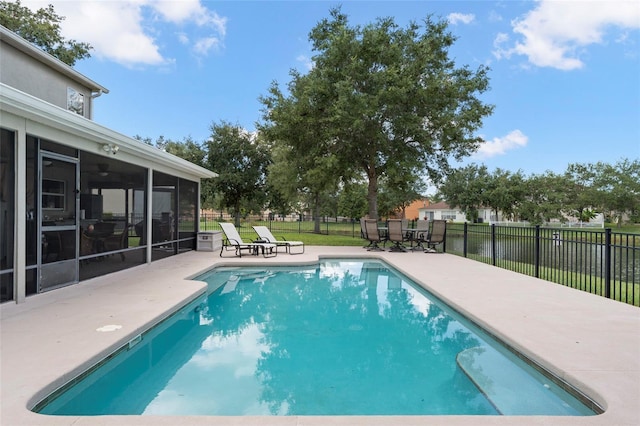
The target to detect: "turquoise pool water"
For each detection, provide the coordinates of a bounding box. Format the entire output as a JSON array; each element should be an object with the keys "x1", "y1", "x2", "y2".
[{"x1": 36, "y1": 259, "x2": 597, "y2": 416}]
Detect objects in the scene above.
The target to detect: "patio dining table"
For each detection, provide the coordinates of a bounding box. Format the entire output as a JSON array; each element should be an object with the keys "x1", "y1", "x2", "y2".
[{"x1": 378, "y1": 226, "x2": 423, "y2": 250}]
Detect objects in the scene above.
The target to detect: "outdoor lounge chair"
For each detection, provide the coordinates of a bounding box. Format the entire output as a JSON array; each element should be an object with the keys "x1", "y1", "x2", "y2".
[
  {"x1": 219, "y1": 222, "x2": 276, "y2": 258},
  {"x1": 252, "y1": 226, "x2": 305, "y2": 254},
  {"x1": 364, "y1": 219, "x2": 385, "y2": 251},
  {"x1": 387, "y1": 219, "x2": 407, "y2": 252},
  {"x1": 424, "y1": 219, "x2": 447, "y2": 253}
]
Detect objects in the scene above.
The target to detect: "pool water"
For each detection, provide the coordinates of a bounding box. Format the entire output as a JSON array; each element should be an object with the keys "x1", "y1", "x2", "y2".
[{"x1": 36, "y1": 259, "x2": 597, "y2": 416}]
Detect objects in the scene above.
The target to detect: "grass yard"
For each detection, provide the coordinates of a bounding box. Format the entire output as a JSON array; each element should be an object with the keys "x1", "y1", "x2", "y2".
[
  {"x1": 457, "y1": 253, "x2": 639, "y2": 306},
  {"x1": 263, "y1": 231, "x2": 364, "y2": 246}
]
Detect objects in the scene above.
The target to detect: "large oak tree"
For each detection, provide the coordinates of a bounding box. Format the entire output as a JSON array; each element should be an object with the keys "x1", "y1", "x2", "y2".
[
  {"x1": 205, "y1": 121, "x2": 271, "y2": 226},
  {"x1": 260, "y1": 8, "x2": 493, "y2": 219}
]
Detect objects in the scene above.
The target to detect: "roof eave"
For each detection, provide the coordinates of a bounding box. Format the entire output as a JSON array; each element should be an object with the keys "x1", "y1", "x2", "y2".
[
  {"x1": 1, "y1": 83, "x2": 217, "y2": 179},
  {"x1": 0, "y1": 25, "x2": 109, "y2": 95}
]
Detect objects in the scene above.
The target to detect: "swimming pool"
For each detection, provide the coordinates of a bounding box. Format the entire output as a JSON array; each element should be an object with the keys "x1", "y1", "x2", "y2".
[{"x1": 35, "y1": 259, "x2": 598, "y2": 416}]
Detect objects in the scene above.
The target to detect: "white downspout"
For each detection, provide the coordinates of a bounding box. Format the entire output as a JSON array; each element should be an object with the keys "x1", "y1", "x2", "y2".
[{"x1": 89, "y1": 90, "x2": 104, "y2": 120}]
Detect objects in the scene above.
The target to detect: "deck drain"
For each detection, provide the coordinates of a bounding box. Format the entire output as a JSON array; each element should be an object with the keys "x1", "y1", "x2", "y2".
[{"x1": 96, "y1": 324, "x2": 122, "y2": 332}]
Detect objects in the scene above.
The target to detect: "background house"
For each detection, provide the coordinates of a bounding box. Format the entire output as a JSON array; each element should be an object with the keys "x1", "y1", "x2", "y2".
[
  {"x1": 399, "y1": 198, "x2": 430, "y2": 220},
  {"x1": 419, "y1": 202, "x2": 500, "y2": 223}
]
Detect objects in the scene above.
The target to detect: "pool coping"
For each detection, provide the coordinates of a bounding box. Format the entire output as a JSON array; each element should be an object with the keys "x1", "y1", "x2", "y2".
[{"x1": 1, "y1": 246, "x2": 639, "y2": 425}]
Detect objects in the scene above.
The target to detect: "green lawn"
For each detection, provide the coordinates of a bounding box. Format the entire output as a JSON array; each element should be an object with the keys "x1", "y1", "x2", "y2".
[
  {"x1": 607, "y1": 223, "x2": 640, "y2": 234},
  {"x1": 458, "y1": 253, "x2": 640, "y2": 306},
  {"x1": 263, "y1": 232, "x2": 365, "y2": 246}
]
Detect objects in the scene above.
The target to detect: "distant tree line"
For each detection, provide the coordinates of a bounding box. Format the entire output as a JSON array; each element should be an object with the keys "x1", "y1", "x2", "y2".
[
  {"x1": 137, "y1": 128, "x2": 638, "y2": 227},
  {"x1": 436, "y1": 159, "x2": 640, "y2": 226}
]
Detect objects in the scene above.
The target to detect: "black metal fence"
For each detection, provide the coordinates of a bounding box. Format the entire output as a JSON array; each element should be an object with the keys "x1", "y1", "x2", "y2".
[
  {"x1": 444, "y1": 223, "x2": 639, "y2": 307},
  {"x1": 200, "y1": 213, "x2": 639, "y2": 307}
]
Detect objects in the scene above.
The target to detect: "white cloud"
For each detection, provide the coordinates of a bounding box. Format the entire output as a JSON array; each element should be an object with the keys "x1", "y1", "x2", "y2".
[
  {"x1": 493, "y1": 32, "x2": 510, "y2": 46},
  {"x1": 488, "y1": 10, "x2": 503, "y2": 23},
  {"x1": 152, "y1": 0, "x2": 226, "y2": 34},
  {"x1": 177, "y1": 32, "x2": 189, "y2": 45},
  {"x1": 474, "y1": 130, "x2": 528, "y2": 159},
  {"x1": 151, "y1": 0, "x2": 207, "y2": 23},
  {"x1": 448, "y1": 13, "x2": 475, "y2": 25},
  {"x1": 193, "y1": 36, "x2": 222, "y2": 56},
  {"x1": 21, "y1": 0, "x2": 227, "y2": 67},
  {"x1": 296, "y1": 55, "x2": 314, "y2": 71},
  {"x1": 493, "y1": 0, "x2": 640, "y2": 70}
]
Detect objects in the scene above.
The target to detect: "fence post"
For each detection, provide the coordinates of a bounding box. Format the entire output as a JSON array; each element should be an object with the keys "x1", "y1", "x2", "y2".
[
  {"x1": 534, "y1": 225, "x2": 540, "y2": 278},
  {"x1": 443, "y1": 223, "x2": 447, "y2": 253},
  {"x1": 604, "y1": 228, "x2": 612, "y2": 299},
  {"x1": 491, "y1": 224, "x2": 497, "y2": 266},
  {"x1": 463, "y1": 222, "x2": 468, "y2": 258}
]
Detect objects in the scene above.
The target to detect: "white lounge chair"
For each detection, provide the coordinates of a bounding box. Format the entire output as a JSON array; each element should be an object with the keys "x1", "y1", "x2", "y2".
[
  {"x1": 252, "y1": 226, "x2": 305, "y2": 254},
  {"x1": 219, "y1": 223, "x2": 276, "y2": 258}
]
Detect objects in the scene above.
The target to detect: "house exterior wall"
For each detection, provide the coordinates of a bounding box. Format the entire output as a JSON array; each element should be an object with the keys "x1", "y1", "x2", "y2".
[
  {"x1": 0, "y1": 42, "x2": 94, "y2": 119},
  {"x1": 0, "y1": 27, "x2": 216, "y2": 304},
  {"x1": 389, "y1": 199, "x2": 430, "y2": 220},
  {"x1": 418, "y1": 205, "x2": 498, "y2": 223},
  {"x1": 477, "y1": 208, "x2": 498, "y2": 223},
  {"x1": 404, "y1": 199, "x2": 429, "y2": 220}
]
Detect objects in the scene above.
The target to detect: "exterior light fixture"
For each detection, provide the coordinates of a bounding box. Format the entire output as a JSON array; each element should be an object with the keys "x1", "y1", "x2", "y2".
[{"x1": 102, "y1": 143, "x2": 119, "y2": 155}]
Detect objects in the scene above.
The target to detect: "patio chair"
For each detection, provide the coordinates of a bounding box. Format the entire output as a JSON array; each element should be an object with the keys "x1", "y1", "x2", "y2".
[
  {"x1": 252, "y1": 226, "x2": 305, "y2": 254},
  {"x1": 411, "y1": 219, "x2": 430, "y2": 250},
  {"x1": 360, "y1": 218, "x2": 372, "y2": 248},
  {"x1": 424, "y1": 220, "x2": 447, "y2": 253},
  {"x1": 219, "y1": 222, "x2": 276, "y2": 258},
  {"x1": 80, "y1": 230, "x2": 96, "y2": 257},
  {"x1": 364, "y1": 219, "x2": 385, "y2": 251},
  {"x1": 387, "y1": 219, "x2": 407, "y2": 252},
  {"x1": 93, "y1": 221, "x2": 117, "y2": 236},
  {"x1": 42, "y1": 231, "x2": 63, "y2": 262},
  {"x1": 103, "y1": 224, "x2": 130, "y2": 261}
]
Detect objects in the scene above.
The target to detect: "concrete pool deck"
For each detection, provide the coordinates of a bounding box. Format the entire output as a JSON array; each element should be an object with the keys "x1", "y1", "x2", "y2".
[{"x1": 1, "y1": 246, "x2": 639, "y2": 425}]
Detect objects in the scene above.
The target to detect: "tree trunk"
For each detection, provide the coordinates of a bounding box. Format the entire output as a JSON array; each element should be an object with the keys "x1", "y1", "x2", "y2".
[
  {"x1": 367, "y1": 171, "x2": 378, "y2": 220},
  {"x1": 313, "y1": 193, "x2": 321, "y2": 233},
  {"x1": 233, "y1": 202, "x2": 241, "y2": 227}
]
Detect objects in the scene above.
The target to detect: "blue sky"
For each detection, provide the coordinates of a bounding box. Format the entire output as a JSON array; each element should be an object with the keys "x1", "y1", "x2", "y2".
[{"x1": 22, "y1": 0, "x2": 640, "y2": 177}]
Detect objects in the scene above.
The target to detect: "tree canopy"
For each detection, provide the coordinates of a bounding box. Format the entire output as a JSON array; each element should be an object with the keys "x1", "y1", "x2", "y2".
[
  {"x1": 205, "y1": 121, "x2": 271, "y2": 226},
  {"x1": 0, "y1": 0, "x2": 91, "y2": 66},
  {"x1": 590, "y1": 159, "x2": 640, "y2": 225},
  {"x1": 260, "y1": 8, "x2": 493, "y2": 219},
  {"x1": 437, "y1": 158, "x2": 639, "y2": 225}
]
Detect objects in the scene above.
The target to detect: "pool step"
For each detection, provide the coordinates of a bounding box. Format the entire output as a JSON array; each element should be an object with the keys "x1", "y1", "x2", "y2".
[{"x1": 456, "y1": 346, "x2": 584, "y2": 415}]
